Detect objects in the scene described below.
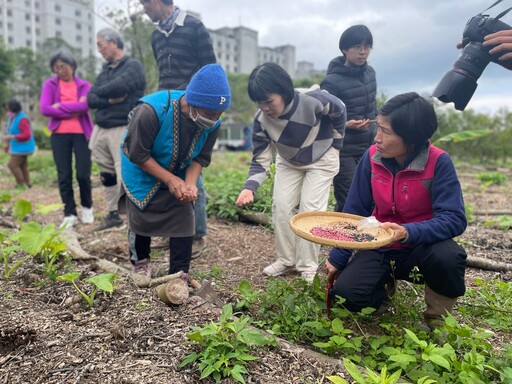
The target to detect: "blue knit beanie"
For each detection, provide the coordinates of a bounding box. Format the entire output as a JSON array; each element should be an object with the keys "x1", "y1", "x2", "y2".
[{"x1": 185, "y1": 64, "x2": 231, "y2": 111}]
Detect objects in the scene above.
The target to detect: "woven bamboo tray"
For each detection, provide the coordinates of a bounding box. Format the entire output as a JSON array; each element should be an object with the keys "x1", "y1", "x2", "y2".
[{"x1": 289, "y1": 212, "x2": 394, "y2": 250}]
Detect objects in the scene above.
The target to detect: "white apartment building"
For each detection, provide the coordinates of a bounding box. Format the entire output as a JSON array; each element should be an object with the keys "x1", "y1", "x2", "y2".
[
  {"x1": 0, "y1": 0, "x2": 95, "y2": 58},
  {"x1": 209, "y1": 25, "x2": 296, "y2": 78},
  {"x1": 0, "y1": 2, "x2": 296, "y2": 77}
]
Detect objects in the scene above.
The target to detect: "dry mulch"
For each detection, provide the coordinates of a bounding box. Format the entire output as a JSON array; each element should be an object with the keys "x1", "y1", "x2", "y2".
[{"x1": 0, "y1": 165, "x2": 511, "y2": 383}]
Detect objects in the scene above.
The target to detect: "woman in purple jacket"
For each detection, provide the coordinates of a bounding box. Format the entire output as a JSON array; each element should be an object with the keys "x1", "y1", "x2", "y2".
[{"x1": 40, "y1": 49, "x2": 94, "y2": 229}]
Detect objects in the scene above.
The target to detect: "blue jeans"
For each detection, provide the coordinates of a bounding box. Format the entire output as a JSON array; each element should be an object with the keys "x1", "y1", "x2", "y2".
[{"x1": 194, "y1": 175, "x2": 207, "y2": 239}]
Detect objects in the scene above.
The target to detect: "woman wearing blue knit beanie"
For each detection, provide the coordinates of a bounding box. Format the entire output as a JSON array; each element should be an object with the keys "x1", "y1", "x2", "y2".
[{"x1": 121, "y1": 63, "x2": 230, "y2": 278}]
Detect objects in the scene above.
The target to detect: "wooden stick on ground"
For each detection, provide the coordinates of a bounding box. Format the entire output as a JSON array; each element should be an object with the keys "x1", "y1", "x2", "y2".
[
  {"x1": 95, "y1": 258, "x2": 183, "y2": 287},
  {"x1": 467, "y1": 255, "x2": 512, "y2": 272},
  {"x1": 60, "y1": 229, "x2": 98, "y2": 261}
]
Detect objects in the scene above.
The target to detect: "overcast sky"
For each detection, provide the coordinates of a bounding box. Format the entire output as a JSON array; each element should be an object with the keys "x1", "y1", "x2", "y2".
[{"x1": 96, "y1": 0, "x2": 512, "y2": 114}]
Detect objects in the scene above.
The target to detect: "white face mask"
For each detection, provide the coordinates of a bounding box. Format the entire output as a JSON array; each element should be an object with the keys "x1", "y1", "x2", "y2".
[{"x1": 189, "y1": 107, "x2": 219, "y2": 130}]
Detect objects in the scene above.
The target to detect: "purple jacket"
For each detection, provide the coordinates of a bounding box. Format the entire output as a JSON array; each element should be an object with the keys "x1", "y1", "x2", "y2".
[{"x1": 40, "y1": 75, "x2": 94, "y2": 139}]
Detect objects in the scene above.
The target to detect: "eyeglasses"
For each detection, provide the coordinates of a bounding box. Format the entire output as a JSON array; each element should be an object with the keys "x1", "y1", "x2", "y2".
[
  {"x1": 350, "y1": 44, "x2": 372, "y2": 52},
  {"x1": 52, "y1": 64, "x2": 70, "y2": 73}
]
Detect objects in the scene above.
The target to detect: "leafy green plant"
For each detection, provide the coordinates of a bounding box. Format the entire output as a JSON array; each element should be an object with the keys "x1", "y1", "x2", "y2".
[
  {"x1": 0, "y1": 193, "x2": 12, "y2": 215},
  {"x1": 483, "y1": 214, "x2": 512, "y2": 230},
  {"x1": 10, "y1": 221, "x2": 66, "y2": 280},
  {"x1": 234, "y1": 273, "x2": 512, "y2": 383},
  {"x1": 244, "y1": 276, "x2": 328, "y2": 342},
  {"x1": 179, "y1": 303, "x2": 277, "y2": 383},
  {"x1": 312, "y1": 316, "x2": 363, "y2": 358},
  {"x1": 1, "y1": 235, "x2": 27, "y2": 279},
  {"x1": 2, "y1": 199, "x2": 66, "y2": 280},
  {"x1": 57, "y1": 272, "x2": 117, "y2": 309},
  {"x1": 475, "y1": 171, "x2": 508, "y2": 186},
  {"x1": 433, "y1": 128, "x2": 491, "y2": 146},
  {"x1": 465, "y1": 202, "x2": 475, "y2": 223},
  {"x1": 459, "y1": 278, "x2": 512, "y2": 331},
  {"x1": 194, "y1": 263, "x2": 224, "y2": 281},
  {"x1": 235, "y1": 279, "x2": 264, "y2": 310},
  {"x1": 329, "y1": 358, "x2": 404, "y2": 384},
  {"x1": 12, "y1": 199, "x2": 32, "y2": 226},
  {"x1": 205, "y1": 168, "x2": 247, "y2": 220}
]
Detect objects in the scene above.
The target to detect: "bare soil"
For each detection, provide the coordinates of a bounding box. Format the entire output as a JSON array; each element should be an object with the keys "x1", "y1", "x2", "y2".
[{"x1": 0, "y1": 163, "x2": 511, "y2": 384}]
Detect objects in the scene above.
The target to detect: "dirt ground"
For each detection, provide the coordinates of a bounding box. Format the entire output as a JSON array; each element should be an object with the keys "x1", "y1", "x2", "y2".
[{"x1": 0, "y1": 163, "x2": 511, "y2": 384}]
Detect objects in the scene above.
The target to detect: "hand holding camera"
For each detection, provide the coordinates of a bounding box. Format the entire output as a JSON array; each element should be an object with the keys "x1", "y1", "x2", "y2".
[
  {"x1": 483, "y1": 29, "x2": 512, "y2": 67},
  {"x1": 433, "y1": 2, "x2": 512, "y2": 111}
]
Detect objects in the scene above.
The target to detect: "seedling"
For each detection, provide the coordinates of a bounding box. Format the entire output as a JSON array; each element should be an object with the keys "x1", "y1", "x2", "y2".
[
  {"x1": 57, "y1": 272, "x2": 117, "y2": 309},
  {"x1": 12, "y1": 199, "x2": 32, "y2": 226},
  {"x1": 10, "y1": 221, "x2": 66, "y2": 280},
  {"x1": 180, "y1": 303, "x2": 276, "y2": 383},
  {"x1": 1, "y1": 239, "x2": 28, "y2": 279}
]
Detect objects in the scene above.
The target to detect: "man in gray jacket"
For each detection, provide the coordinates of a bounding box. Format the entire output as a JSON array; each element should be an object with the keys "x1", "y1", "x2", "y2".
[{"x1": 88, "y1": 28, "x2": 146, "y2": 232}]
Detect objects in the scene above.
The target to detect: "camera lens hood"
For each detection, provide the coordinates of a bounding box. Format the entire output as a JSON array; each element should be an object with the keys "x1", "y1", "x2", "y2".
[{"x1": 432, "y1": 70, "x2": 478, "y2": 111}]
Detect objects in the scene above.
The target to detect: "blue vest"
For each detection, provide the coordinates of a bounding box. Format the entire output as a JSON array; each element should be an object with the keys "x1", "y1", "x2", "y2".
[
  {"x1": 7, "y1": 112, "x2": 36, "y2": 155},
  {"x1": 121, "y1": 90, "x2": 221, "y2": 210}
]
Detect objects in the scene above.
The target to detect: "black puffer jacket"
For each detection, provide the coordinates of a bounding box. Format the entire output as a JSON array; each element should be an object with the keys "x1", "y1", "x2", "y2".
[
  {"x1": 320, "y1": 56, "x2": 377, "y2": 157},
  {"x1": 87, "y1": 56, "x2": 146, "y2": 128}
]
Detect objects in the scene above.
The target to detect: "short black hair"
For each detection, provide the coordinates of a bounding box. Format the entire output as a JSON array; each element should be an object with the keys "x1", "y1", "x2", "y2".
[
  {"x1": 161, "y1": 0, "x2": 173, "y2": 4},
  {"x1": 379, "y1": 92, "x2": 437, "y2": 149},
  {"x1": 247, "y1": 62, "x2": 295, "y2": 105},
  {"x1": 49, "y1": 49, "x2": 77, "y2": 73},
  {"x1": 6, "y1": 99, "x2": 22, "y2": 114},
  {"x1": 339, "y1": 25, "x2": 373, "y2": 52}
]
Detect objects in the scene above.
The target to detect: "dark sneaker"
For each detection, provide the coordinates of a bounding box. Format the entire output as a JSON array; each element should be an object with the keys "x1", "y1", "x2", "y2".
[
  {"x1": 94, "y1": 212, "x2": 126, "y2": 232},
  {"x1": 191, "y1": 237, "x2": 207, "y2": 259}
]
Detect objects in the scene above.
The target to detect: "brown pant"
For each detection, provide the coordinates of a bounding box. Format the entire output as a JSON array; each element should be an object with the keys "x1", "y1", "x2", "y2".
[{"x1": 8, "y1": 154, "x2": 31, "y2": 187}]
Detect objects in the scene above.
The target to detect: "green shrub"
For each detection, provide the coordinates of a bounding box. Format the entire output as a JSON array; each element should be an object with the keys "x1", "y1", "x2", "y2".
[
  {"x1": 475, "y1": 171, "x2": 508, "y2": 186},
  {"x1": 33, "y1": 127, "x2": 51, "y2": 150}
]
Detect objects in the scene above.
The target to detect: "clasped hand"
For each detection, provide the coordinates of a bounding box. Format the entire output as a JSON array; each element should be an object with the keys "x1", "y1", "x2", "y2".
[{"x1": 166, "y1": 176, "x2": 197, "y2": 202}]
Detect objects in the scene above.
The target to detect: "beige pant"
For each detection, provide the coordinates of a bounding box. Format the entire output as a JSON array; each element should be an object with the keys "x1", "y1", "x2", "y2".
[
  {"x1": 272, "y1": 147, "x2": 340, "y2": 272},
  {"x1": 89, "y1": 125, "x2": 126, "y2": 212}
]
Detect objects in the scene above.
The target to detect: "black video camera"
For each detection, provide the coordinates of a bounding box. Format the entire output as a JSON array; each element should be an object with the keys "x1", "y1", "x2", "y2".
[{"x1": 432, "y1": 4, "x2": 512, "y2": 111}]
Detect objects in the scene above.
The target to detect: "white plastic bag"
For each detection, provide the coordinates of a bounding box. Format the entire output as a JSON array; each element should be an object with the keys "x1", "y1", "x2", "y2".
[{"x1": 356, "y1": 216, "x2": 381, "y2": 235}]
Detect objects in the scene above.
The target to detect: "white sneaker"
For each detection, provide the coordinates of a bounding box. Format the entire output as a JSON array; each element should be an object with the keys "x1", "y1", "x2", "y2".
[
  {"x1": 263, "y1": 260, "x2": 295, "y2": 277},
  {"x1": 81, "y1": 206, "x2": 94, "y2": 224},
  {"x1": 60, "y1": 215, "x2": 78, "y2": 229},
  {"x1": 301, "y1": 271, "x2": 317, "y2": 283}
]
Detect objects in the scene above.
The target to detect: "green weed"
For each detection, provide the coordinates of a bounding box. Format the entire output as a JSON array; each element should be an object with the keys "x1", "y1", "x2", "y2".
[
  {"x1": 459, "y1": 278, "x2": 512, "y2": 331},
  {"x1": 179, "y1": 303, "x2": 277, "y2": 383},
  {"x1": 234, "y1": 275, "x2": 512, "y2": 383},
  {"x1": 483, "y1": 214, "x2": 512, "y2": 230},
  {"x1": 57, "y1": 272, "x2": 117, "y2": 309},
  {"x1": 2, "y1": 199, "x2": 66, "y2": 280},
  {"x1": 475, "y1": 171, "x2": 508, "y2": 186}
]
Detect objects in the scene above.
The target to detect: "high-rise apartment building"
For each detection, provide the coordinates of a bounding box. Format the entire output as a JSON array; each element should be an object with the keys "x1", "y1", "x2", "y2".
[
  {"x1": 209, "y1": 25, "x2": 296, "y2": 78},
  {"x1": 0, "y1": 2, "x2": 296, "y2": 76},
  {"x1": 0, "y1": 0, "x2": 95, "y2": 57}
]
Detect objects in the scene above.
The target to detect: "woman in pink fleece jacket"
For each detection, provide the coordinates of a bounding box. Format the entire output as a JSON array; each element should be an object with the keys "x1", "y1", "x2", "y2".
[{"x1": 40, "y1": 49, "x2": 94, "y2": 229}]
